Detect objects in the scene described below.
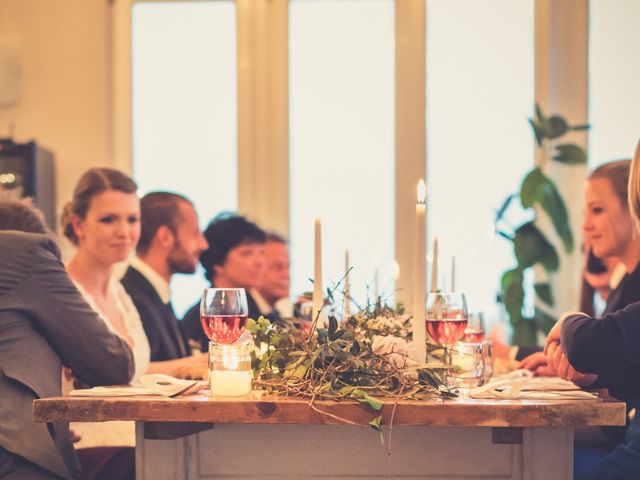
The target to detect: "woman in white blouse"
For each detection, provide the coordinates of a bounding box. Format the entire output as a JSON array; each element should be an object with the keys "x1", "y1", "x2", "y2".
[{"x1": 62, "y1": 168, "x2": 206, "y2": 446}]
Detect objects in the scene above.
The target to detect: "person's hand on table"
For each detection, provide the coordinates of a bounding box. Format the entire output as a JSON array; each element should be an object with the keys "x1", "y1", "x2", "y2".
[
  {"x1": 544, "y1": 340, "x2": 598, "y2": 387},
  {"x1": 519, "y1": 351, "x2": 557, "y2": 377},
  {"x1": 544, "y1": 317, "x2": 565, "y2": 354},
  {"x1": 63, "y1": 367, "x2": 89, "y2": 390},
  {"x1": 171, "y1": 352, "x2": 209, "y2": 380}
]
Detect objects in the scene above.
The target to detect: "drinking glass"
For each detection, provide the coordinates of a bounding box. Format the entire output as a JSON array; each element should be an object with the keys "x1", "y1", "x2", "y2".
[
  {"x1": 200, "y1": 288, "x2": 249, "y2": 345},
  {"x1": 447, "y1": 342, "x2": 485, "y2": 391},
  {"x1": 462, "y1": 312, "x2": 485, "y2": 343},
  {"x1": 426, "y1": 292, "x2": 468, "y2": 365}
]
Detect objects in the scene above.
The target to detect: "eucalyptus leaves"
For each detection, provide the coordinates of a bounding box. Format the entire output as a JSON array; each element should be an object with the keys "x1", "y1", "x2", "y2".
[
  {"x1": 496, "y1": 104, "x2": 588, "y2": 346},
  {"x1": 247, "y1": 307, "x2": 453, "y2": 435}
]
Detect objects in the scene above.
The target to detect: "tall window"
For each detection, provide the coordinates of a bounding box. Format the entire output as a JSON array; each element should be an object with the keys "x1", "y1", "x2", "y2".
[
  {"x1": 132, "y1": 1, "x2": 237, "y2": 315},
  {"x1": 426, "y1": 0, "x2": 535, "y2": 320},
  {"x1": 289, "y1": 0, "x2": 395, "y2": 307},
  {"x1": 589, "y1": 0, "x2": 640, "y2": 168}
]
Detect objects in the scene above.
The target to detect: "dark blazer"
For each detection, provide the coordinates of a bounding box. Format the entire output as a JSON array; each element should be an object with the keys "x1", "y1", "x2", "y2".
[
  {"x1": 121, "y1": 267, "x2": 190, "y2": 361},
  {"x1": 0, "y1": 232, "x2": 134, "y2": 479},
  {"x1": 515, "y1": 265, "x2": 640, "y2": 362},
  {"x1": 602, "y1": 265, "x2": 640, "y2": 317},
  {"x1": 181, "y1": 290, "x2": 279, "y2": 351}
]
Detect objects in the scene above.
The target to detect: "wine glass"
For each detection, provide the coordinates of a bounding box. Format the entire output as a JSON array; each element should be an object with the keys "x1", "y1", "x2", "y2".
[
  {"x1": 462, "y1": 312, "x2": 485, "y2": 343},
  {"x1": 426, "y1": 292, "x2": 468, "y2": 365},
  {"x1": 200, "y1": 288, "x2": 249, "y2": 345}
]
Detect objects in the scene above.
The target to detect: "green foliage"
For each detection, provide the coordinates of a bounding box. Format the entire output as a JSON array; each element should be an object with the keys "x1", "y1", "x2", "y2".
[
  {"x1": 496, "y1": 104, "x2": 588, "y2": 346},
  {"x1": 250, "y1": 315, "x2": 455, "y2": 437}
]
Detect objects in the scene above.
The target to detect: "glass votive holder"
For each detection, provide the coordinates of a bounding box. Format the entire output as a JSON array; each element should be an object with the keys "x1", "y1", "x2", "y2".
[
  {"x1": 209, "y1": 343, "x2": 253, "y2": 397},
  {"x1": 447, "y1": 341, "x2": 485, "y2": 391}
]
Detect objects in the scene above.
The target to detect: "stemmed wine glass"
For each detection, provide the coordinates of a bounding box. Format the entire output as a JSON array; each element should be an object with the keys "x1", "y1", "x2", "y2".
[
  {"x1": 200, "y1": 288, "x2": 249, "y2": 345},
  {"x1": 462, "y1": 312, "x2": 486, "y2": 343},
  {"x1": 426, "y1": 292, "x2": 469, "y2": 365}
]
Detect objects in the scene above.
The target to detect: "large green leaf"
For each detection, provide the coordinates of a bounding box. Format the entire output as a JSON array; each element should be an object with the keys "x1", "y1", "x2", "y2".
[
  {"x1": 538, "y1": 179, "x2": 574, "y2": 253},
  {"x1": 553, "y1": 144, "x2": 587, "y2": 164},
  {"x1": 533, "y1": 307, "x2": 557, "y2": 334},
  {"x1": 511, "y1": 319, "x2": 538, "y2": 347},
  {"x1": 501, "y1": 268, "x2": 521, "y2": 292},
  {"x1": 514, "y1": 222, "x2": 559, "y2": 272},
  {"x1": 503, "y1": 269, "x2": 524, "y2": 322},
  {"x1": 534, "y1": 103, "x2": 545, "y2": 124},
  {"x1": 495, "y1": 193, "x2": 516, "y2": 224},
  {"x1": 519, "y1": 169, "x2": 574, "y2": 253},
  {"x1": 545, "y1": 115, "x2": 568, "y2": 139},
  {"x1": 534, "y1": 283, "x2": 554, "y2": 307},
  {"x1": 570, "y1": 124, "x2": 590, "y2": 131},
  {"x1": 520, "y1": 168, "x2": 545, "y2": 208},
  {"x1": 528, "y1": 118, "x2": 544, "y2": 146}
]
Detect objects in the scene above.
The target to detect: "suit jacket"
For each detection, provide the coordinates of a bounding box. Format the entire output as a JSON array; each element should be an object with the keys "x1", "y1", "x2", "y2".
[
  {"x1": 181, "y1": 290, "x2": 279, "y2": 352},
  {"x1": 121, "y1": 267, "x2": 189, "y2": 361},
  {"x1": 0, "y1": 232, "x2": 134, "y2": 480},
  {"x1": 602, "y1": 265, "x2": 640, "y2": 317},
  {"x1": 515, "y1": 266, "x2": 640, "y2": 362}
]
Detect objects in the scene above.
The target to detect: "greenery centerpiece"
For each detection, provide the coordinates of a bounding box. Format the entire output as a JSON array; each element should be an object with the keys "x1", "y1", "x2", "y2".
[{"x1": 247, "y1": 301, "x2": 453, "y2": 434}]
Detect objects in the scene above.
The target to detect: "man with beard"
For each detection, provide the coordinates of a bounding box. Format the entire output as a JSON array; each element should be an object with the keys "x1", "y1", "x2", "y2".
[{"x1": 121, "y1": 192, "x2": 208, "y2": 361}]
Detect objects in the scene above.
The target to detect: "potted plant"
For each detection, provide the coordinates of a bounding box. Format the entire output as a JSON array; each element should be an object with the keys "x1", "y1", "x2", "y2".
[{"x1": 495, "y1": 105, "x2": 588, "y2": 346}]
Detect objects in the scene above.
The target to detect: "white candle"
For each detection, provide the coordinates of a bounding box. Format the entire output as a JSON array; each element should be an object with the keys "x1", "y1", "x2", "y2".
[
  {"x1": 374, "y1": 267, "x2": 380, "y2": 303},
  {"x1": 451, "y1": 256, "x2": 456, "y2": 292},
  {"x1": 344, "y1": 249, "x2": 350, "y2": 319},
  {"x1": 430, "y1": 237, "x2": 439, "y2": 293},
  {"x1": 210, "y1": 370, "x2": 252, "y2": 397},
  {"x1": 412, "y1": 179, "x2": 427, "y2": 364},
  {"x1": 312, "y1": 218, "x2": 324, "y2": 326}
]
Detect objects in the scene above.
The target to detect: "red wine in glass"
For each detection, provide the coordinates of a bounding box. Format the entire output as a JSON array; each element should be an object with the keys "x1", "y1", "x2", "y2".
[
  {"x1": 201, "y1": 314, "x2": 248, "y2": 345},
  {"x1": 200, "y1": 288, "x2": 249, "y2": 345},
  {"x1": 462, "y1": 328, "x2": 485, "y2": 343},
  {"x1": 426, "y1": 318, "x2": 468, "y2": 346}
]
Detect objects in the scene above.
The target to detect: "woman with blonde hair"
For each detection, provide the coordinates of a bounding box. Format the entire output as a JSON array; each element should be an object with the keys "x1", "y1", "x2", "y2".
[{"x1": 545, "y1": 140, "x2": 640, "y2": 480}]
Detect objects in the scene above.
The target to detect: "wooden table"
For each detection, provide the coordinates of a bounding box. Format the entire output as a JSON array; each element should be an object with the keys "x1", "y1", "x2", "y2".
[{"x1": 34, "y1": 391, "x2": 625, "y2": 480}]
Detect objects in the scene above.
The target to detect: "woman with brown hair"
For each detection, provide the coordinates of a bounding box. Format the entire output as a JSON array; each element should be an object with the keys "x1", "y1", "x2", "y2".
[{"x1": 62, "y1": 168, "x2": 206, "y2": 449}]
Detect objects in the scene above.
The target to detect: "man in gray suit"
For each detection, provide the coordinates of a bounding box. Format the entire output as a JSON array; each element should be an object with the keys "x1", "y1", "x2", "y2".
[{"x1": 0, "y1": 200, "x2": 135, "y2": 479}]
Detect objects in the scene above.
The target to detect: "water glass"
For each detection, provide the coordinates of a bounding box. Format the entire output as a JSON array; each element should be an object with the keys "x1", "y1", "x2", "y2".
[{"x1": 447, "y1": 342, "x2": 485, "y2": 391}]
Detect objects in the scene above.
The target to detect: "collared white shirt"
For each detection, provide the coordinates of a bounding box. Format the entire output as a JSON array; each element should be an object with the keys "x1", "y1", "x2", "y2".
[{"x1": 130, "y1": 256, "x2": 171, "y2": 305}]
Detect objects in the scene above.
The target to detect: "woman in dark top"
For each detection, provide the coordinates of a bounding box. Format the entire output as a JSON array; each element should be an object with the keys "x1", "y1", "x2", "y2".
[
  {"x1": 520, "y1": 159, "x2": 638, "y2": 369},
  {"x1": 545, "y1": 142, "x2": 640, "y2": 479}
]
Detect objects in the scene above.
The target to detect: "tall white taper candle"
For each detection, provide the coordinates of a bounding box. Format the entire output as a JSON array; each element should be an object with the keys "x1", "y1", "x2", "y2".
[
  {"x1": 451, "y1": 256, "x2": 456, "y2": 292},
  {"x1": 312, "y1": 218, "x2": 324, "y2": 327},
  {"x1": 430, "y1": 237, "x2": 439, "y2": 293},
  {"x1": 412, "y1": 179, "x2": 427, "y2": 363}
]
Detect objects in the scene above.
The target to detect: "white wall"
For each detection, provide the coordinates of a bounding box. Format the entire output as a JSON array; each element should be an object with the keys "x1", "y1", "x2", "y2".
[{"x1": 0, "y1": 0, "x2": 114, "y2": 240}]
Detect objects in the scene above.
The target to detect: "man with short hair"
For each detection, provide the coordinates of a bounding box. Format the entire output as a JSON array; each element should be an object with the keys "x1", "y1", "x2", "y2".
[
  {"x1": 252, "y1": 232, "x2": 292, "y2": 319},
  {"x1": 121, "y1": 192, "x2": 208, "y2": 361}
]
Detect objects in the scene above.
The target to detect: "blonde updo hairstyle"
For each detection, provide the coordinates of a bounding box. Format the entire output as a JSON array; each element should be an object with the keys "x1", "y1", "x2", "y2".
[
  {"x1": 629, "y1": 140, "x2": 640, "y2": 231},
  {"x1": 62, "y1": 168, "x2": 138, "y2": 245}
]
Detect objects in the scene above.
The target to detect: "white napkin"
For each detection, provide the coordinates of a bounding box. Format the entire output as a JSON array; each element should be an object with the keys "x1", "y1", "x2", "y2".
[
  {"x1": 69, "y1": 374, "x2": 208, "y2": 398},
  {"x1": 469, "y1": 369, "x2": 599, "y2": 400}
]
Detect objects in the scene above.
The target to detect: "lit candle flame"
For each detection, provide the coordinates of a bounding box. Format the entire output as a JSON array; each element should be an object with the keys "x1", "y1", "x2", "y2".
[{"x1": 417, "y1": 179, "x2": 426, "y2": 204}]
